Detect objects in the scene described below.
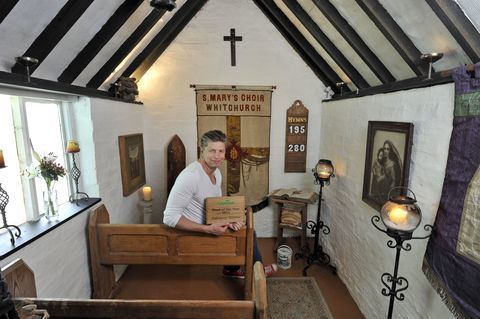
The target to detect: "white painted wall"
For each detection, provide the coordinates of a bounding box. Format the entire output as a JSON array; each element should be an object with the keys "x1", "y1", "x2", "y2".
[
  {"x1": 1, "y1": 204, "x2": 96, "y2": 298},
  {"x1": 137, "y1": 0, "x2": 326, "y2": 234},
  {"x1": 319, "y1": 84, "x2": 455, "y2": 319},
  {"x1": 0, "y1": 96, "x2": 143, "y2": 297}
]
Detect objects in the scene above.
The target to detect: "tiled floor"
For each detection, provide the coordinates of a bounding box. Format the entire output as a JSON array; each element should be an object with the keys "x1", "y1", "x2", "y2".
[{"x1": 115, "y1": 237, "x2": 365, "y2": 319}]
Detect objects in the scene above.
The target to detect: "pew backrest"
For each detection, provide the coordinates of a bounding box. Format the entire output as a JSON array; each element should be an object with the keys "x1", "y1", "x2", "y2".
[{"x1": 88, "y1": 204, "x2": 254, "y2": 300}]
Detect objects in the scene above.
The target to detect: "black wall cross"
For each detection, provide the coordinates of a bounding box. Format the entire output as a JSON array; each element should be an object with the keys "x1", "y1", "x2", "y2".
[{"x1": 223, "y1": 28, "x2": 242, "y2": 66}]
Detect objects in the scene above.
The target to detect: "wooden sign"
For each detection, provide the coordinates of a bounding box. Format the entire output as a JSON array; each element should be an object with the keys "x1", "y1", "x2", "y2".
[
  {"x1": 205, "y1": 196, "x2": 245, "y2": 224},
  {"x1": 284, "y1": 100, "x2": 308, "y2": 172}
]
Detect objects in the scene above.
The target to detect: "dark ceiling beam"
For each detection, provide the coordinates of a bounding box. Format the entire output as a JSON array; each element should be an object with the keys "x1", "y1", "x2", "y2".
[
  {"x1": 283, "y1": 0, "x2": 369, "y2": 89},
  {"x1": 0, "y1": 71, "x2": 140, "y2": 104},
  {"x1": 328, "y1": 72, "x2": 452, "y2": 102},
  {"x1": 354, "y1": 0, "x2": 429, "y2": 76},
  {"x1": 0, "y1": 0, "x2": 18, "y2": 23},
  {"x1": 253, "y1": 0, "x2": 346, "y2": 92},
  {"x1": 312, "y1": 0, "x2": 395, "y2": 83},
  {"x1": 123, "y1": 0, "x2": 209, "y2": 81},
  {"x1": 11, "y1": 0, "x2": 94, "y2": 76},
  {"x1": 58, "y1": 0, "x2": 144, "y2": 84},
  {"x1": 425, "y1": 0, "x2": 480, "y2": 63},
  {"x1": 87, "y1": 9, "x2": 166, "y2": 89}
]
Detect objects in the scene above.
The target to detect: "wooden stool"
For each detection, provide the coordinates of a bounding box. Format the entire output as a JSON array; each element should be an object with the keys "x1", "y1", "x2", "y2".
[{"x1": 271, "y1": 198, "x2": 308, "y2": 251}]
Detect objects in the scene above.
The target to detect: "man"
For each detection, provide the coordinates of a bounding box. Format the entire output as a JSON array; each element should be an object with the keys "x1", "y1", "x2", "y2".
[{"x1": 163, "y1": 129, "x2": 277, "y2": 278}]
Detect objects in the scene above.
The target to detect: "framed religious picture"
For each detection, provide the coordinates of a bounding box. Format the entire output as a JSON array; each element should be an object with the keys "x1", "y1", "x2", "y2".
[
  {"x1": 118, "y1": 133, "x2": 146, "y2": 196},
  {"x1": 362, "y1": 121, "x2": 414, "y2": 211}
]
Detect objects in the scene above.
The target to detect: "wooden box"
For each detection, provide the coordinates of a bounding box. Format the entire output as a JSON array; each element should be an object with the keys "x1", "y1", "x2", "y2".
[{"x1": 205, "y1": 196, "x2": 246, "y2": 224}]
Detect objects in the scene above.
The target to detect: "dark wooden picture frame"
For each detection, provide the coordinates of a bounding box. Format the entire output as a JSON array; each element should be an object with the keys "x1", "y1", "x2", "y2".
[
  {"x1": 362, "y1": 121, "x2": 414, "y2": 211},
  {"x1": 119, "y1": 133, "x2": 146, "y2": 196}
]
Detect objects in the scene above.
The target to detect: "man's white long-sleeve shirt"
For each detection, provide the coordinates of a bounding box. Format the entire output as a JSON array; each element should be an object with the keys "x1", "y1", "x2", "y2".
[{"x1": 163, "y1": 161, "x2": 222, "y2": 227}]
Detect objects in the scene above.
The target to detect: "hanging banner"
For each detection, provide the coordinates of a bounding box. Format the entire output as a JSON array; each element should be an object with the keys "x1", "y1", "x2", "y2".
[
  {"x1": 423, "y1": 64, "x2": 480, "y2": 319},
  {"x1": 195, "y1": 85, "x2": 273, "y2": 206}
]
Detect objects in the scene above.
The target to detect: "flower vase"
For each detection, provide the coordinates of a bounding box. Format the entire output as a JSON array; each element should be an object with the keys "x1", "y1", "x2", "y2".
[{"x1": 43, "y1": 188, "x2": 59, "y2": 221}]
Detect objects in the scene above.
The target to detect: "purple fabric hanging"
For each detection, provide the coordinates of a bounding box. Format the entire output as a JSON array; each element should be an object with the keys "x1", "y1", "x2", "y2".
[{"x1": 423, "y1": 63, "x2": 480, "y2": 319}]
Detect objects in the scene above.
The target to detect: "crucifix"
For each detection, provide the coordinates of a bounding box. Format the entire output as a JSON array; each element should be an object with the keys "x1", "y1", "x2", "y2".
[{"x1": 223, "y1": 28, "x2": 242, "y2": 66}]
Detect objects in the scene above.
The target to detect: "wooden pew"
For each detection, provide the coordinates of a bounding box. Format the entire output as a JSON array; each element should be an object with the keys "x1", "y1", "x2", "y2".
[
  {"x1": 2, "y1": 203, "x2": 269, "y2": 318},
  {"x1": 88, "y1": 204, "x2": 254, "y2": 300}
]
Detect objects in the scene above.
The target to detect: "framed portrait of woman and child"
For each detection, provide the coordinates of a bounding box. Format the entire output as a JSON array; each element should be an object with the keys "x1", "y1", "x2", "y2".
[{"x1": 362, "y1": 121, "x2": 414, "y2": 211}]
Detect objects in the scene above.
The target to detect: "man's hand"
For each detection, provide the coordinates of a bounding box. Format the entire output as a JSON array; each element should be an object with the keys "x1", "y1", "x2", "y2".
[
  {"x1": 205, "y1": 223, "x2": 230, "y2": 235},
  {"x1": 228, "y1": 221, "x2": 245, "y2": 231}
]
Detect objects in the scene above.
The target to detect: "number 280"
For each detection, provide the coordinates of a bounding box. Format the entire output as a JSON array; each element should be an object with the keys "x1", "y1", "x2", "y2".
[{"x1": 288, "y1": 144, "x2": 305, "y2": 152}]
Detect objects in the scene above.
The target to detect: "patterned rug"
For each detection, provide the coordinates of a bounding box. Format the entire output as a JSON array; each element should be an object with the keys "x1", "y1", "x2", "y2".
[{"x1": 267, "y1": 277, "x2": 333, "y2": 319}]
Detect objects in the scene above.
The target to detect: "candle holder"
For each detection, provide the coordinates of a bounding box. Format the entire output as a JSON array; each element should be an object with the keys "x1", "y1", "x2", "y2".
[
  {"x1": 138, "y1": 199, "x2": 153, "y2": 224},
  {"x1": 15, "y1": 56, "x2": 39, "y2": 83},
  {"x1": 372, "y1": 187, "x2": 433, "y2": 319},
  {"x1": 0, "y1": 182, "x2": 21, "y2": 245},
  {"x1": 296, "y1": 159, "x2": 336, "y2": 275},
  {"x1": 68, "y1": 152, "x2": 89, "y2": 205}
]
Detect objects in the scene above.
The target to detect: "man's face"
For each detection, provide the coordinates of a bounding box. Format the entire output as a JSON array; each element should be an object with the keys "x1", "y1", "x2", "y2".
[{"x1": 201, "y1": 141, "x2": 226, "y2": 169}]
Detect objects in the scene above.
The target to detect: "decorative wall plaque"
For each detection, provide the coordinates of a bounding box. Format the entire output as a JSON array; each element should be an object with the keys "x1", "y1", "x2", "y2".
[{"x1": 284, "y1": 100, "x2": 309, "y2": 172}]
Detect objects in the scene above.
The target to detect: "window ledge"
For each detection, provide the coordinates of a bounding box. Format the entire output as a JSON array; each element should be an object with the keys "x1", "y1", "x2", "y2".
[{"x1": 0, "y1": 198, "x2": 101, "y2": 259}]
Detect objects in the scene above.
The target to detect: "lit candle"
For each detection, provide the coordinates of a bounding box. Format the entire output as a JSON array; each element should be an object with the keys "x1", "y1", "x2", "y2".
[
  {"x1": 319, "y1": 171, "x2": 330, "y2": 179},
  {"x1": 0, "y1": 149, "x2": 5, "y2": 168},
  {"x1": 389, "y1": 207, "x2": 408, "y2": 225},
  {"x1": 66, "y1": 140, "x2": 80, "y2": 153},
  {"x1": 142, "y1": 186, "x2": 152, "y2": 201}
]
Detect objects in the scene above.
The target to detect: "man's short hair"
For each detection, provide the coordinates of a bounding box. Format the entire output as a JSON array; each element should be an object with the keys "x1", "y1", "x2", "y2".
[{"x1": 200, "y1": 130, "x2": 227, "y2": 149}]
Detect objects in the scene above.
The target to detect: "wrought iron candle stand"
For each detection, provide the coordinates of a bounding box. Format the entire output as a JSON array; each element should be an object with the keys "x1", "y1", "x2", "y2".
[
  {"x1": 372, "y1": 187, "x2": 433, "y2": 319},
  {"x1": 0, "y1": 161, "x2": 21, "y2": 245},
  {"x1": 68, "y1": 152, "x2": 89, "y2": 205},
  {"x1": 296, "y1": 159, "x2": 336, "y2": 276}
]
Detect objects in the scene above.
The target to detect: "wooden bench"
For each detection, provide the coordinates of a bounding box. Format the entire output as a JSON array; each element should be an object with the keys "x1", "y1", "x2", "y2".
[
  {"x1": 1, "y1": 204, "x2": 268, "y2": 319},
  {"x1": 89, "y1": 204, "x2": 255, "y2": 300},
  {"x1": 2, "y1": 259, "x2": 267, "y2": 319}
]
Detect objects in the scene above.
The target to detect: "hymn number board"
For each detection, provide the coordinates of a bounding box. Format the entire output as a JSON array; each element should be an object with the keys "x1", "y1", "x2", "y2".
[{"x1": 284, "y1": 100, "x2": 309, "y2": 172}]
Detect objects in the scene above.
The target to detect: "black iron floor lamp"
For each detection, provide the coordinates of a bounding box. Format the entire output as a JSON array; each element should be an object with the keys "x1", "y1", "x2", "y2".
[
  {"x1": 296, "y1": 159, "x2": 336, "y2": 275},
  {"x1": 372, "y1": 187, "x2": 433, "y2": 319}
]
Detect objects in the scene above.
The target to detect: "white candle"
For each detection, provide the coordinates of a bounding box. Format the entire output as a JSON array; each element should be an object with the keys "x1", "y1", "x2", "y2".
[
  {"x1": 0, "y1": 150, "x2": 5, "y2": 168},
  {"x1": 389, "y1": 207, "x2": 408, "y2": 225},
  {"x1": 142, "y1": 186, "x2": 152, "y2": 201}
]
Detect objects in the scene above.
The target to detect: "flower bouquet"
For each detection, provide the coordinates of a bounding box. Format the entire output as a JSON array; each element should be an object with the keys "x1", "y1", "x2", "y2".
[{"x1": 23, "y1": 151, "x2": 66, "y2": 220}]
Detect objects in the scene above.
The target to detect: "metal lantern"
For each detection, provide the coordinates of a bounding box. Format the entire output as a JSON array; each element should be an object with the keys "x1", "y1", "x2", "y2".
[
  {"x1": 380, "y1": 187, "x2": 421, "y2": 234},
  {"x1": 314, "y1": 159, "x2": 334, "y2": 182}
]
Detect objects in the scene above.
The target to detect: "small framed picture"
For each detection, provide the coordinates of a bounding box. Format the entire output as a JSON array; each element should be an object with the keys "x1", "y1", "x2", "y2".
[
  {"x1": 118, "y1": 133, "x2": 146, "y2": 196},
  {"x1": 362, "y1": 121, "x2": 414, "y2": 211}
]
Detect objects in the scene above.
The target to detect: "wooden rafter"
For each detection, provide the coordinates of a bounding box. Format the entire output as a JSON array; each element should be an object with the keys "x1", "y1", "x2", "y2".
[
  {"x1": 122, "y1": 0, "x2": 209, "y2": 81},
  {"x1": 425, "y1": 0, "x2": 480, "y2": 63},
  {"x1": 87, "y1": 9, "x2": 166, "y2": 89},
  {"x1": 253, "y1": 0, "x2": 346, "y2": 92},
  {"x1": 11, "y1": 0, "x2": 94, "y2": 76},
  {"x1": 0, "y1": 0, "x2": 18, "y2": 24},
  {"x1": 0, "y1": 71, "x2": 139, "y2": 104},
  {"x1": 329, "y1": 73, "x2": 452, "y2": 101},
  {"x1": 312, "y1": 0, "x2": 395, "y2": 84},
  {"x1": 58, "y1": 0, "x2": 144, "y2": 84},
  {"x1": 354, "y1": 0, "x2": 429, "y2": 76},
  {"x1": 283, "y1": 0, "x2": 369, "y2": 89}
]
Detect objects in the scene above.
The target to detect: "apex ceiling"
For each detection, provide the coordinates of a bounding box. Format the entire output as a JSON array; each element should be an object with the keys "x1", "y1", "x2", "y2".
[{"x1": 0, "y1": 0, "x2": 479, "y2": 97}]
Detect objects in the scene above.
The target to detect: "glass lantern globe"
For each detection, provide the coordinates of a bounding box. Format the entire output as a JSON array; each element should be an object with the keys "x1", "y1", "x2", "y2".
[
  {"x1": 380, "y1": 191, "x2": 422, "y2": 233},
  {"x1": 315, "y1": 159, "x2": 334, "y2": 181}
]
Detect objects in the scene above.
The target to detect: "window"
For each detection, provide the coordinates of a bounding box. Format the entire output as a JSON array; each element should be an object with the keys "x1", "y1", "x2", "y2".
[{"x1": 0, "y1": 94, "x2": 72, "y2": 225}]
